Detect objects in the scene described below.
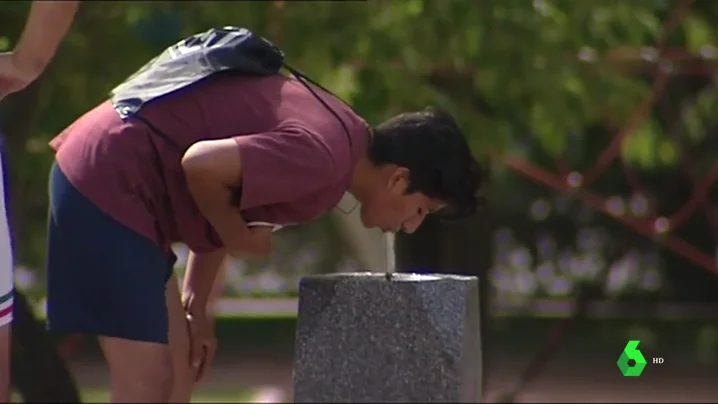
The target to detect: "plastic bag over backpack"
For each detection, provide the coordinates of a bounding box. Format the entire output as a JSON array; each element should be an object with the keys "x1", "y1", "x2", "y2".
[{"x1": 110, "y1": 26, "x2": 284, "y2": 119}]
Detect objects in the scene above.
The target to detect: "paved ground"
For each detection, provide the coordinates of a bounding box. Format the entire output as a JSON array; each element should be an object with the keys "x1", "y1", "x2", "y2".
[{"x1": 68, "y1": 347, "x2": 718, "y2": 403}]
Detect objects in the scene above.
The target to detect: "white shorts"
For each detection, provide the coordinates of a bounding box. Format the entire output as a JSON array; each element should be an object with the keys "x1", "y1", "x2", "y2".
[{"x1": 0, "y1": 154, "x2": 13, "y2": 327}]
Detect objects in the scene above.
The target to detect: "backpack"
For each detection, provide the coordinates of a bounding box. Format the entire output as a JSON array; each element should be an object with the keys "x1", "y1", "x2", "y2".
[{"x1": 110, "y1": 26, "x2": 351, "y2": 150}]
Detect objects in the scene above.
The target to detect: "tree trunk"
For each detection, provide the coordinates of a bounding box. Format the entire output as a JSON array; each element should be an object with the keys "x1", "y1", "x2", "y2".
[
  {"x1": 441, "y1": 212, "x2": 492, "y2": 399},
  {"x1": 394, "y1": 215, "x2": 444, "y2": 273}
]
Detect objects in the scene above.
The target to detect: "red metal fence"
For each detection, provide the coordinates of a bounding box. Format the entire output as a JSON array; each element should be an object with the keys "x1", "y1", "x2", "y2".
[{"x1": 502, "y1": 0, "x2": 718, "y2": 276}]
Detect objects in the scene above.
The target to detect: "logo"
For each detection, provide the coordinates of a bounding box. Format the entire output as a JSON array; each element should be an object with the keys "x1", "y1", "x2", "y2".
[{"x1": 617, "y1": 340, "x2": 647, "y2": 376}]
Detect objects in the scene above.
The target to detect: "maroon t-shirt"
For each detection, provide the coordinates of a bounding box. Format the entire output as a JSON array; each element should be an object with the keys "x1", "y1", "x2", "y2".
[{"x1": 49, "y1": 74, "x2": 369, "y2": 253}]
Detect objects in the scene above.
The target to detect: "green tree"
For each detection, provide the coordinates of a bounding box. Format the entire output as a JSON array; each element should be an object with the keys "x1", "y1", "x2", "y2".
[
  {"x1": 2, "y1": 0, "x2": 718, "y2": 399},
  {"x1": 1, "y1": 0, "x2": 714, "y2": 269},
  {"x1": 0, "y1": 0, "x2": 713, "y2": 268}
]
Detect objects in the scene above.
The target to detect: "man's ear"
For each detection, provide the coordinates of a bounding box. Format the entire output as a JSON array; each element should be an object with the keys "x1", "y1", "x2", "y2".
[{"x1": 387, "y1": 166, "x2": 410, "y2": 193}]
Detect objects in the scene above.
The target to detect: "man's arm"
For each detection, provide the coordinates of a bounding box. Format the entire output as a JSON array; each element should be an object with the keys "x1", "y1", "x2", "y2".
[
  {"x1": 182, "y1": 129, "x2": 336, "y2": 256},
  {"x1": 182, "y1": 138, "x2": 272, "y2": 257},
  {"x1": 11, "y1": 1, "x2": 80, "y2": 75},
  {"x1": 181, "y1": 250, "x2": 227, "y2": 315}
]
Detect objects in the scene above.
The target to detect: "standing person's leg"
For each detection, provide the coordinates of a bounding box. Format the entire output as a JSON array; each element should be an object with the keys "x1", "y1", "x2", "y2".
[
  {"x1": 0, "y1": 139, "x2": 13, "y2": 402},
  {"x1": 46, "y1": 162, "x2": 176, "y2": 402}
]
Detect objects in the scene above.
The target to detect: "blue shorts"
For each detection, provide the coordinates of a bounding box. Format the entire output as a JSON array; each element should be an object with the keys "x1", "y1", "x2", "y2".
[{"x1": 46, "y1": 163, "x2": 174, "y2": 343}]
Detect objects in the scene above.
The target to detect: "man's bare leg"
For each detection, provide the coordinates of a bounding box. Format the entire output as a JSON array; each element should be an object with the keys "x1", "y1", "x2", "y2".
[
  {"x1": 167, "y1": 274, "x2": 196, "y2": 402},
  {"x1": 99, "y1": 336, "x2": 174, "y2": 402},
  {"x1": 0, "y1": 324, "x2": 10, "y2": 401}
]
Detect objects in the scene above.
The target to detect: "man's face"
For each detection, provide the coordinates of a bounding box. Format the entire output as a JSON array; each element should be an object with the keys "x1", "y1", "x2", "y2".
[{"x1": 359, "y1": 166, "x2": 445, "y2": 234}]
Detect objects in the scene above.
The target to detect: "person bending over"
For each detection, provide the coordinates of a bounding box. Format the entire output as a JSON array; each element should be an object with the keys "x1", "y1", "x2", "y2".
[{"x1": 46, "y1": 60, "x2": 484, "y2": 401}]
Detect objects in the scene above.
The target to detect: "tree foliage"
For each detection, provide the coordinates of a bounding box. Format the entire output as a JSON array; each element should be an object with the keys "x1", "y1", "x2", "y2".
[{"x1": 1, "y1": 0, "x2": 717, "y2": 268}]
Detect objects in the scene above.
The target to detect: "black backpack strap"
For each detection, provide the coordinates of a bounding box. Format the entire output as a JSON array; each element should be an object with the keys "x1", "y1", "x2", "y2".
[
  {"x1": 284, "y1": 64, "x2": 353, "y2": 149},
  {"x1": 131, "y1": 113, "x2": 184, "y2": 151}
]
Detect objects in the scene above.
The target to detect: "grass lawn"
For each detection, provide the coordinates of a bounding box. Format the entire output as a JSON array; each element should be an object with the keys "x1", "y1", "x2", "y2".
[{"x1": 12, "y1": 387, "x2": 254, "y2": 403}]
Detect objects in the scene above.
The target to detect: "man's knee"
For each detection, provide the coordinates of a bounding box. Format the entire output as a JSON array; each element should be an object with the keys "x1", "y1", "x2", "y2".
[{"x1": 100, "y1": 336, "x2": 174, "y2": 402}]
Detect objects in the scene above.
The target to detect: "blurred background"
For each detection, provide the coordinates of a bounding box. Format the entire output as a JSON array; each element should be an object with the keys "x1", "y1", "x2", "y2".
[{"x1": 2, "y1": 0, "x2": 718, "y2": 402}]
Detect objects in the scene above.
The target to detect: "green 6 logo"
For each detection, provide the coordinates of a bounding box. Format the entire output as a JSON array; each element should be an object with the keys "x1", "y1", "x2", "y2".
[{"x1": 617, "y1": 340, "x2": 647, "y2": 376}]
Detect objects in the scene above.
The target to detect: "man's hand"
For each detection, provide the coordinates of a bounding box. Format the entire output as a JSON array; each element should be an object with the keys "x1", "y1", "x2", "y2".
[
  {"x1": 248, "y1": 221, "x2": 285, "y2": 233},
  {"x1": 0, "y1": 1, "x2": 80, "y2": 101},
  {"x1": 185, "y1": 308, "x2": 216, "y2": 381},
  {"x1": 181, "y1": 250, "x2": 226, "y2": 381},
  {"x1": 210, "y1": 212, "x2": 273, "y2": 258},
  {"x1": 0, "y1": 53, "x2": 41, "y2": 101},
  {"x1": 243, "y1": 224, "x2": 273, "y2": 256}
]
